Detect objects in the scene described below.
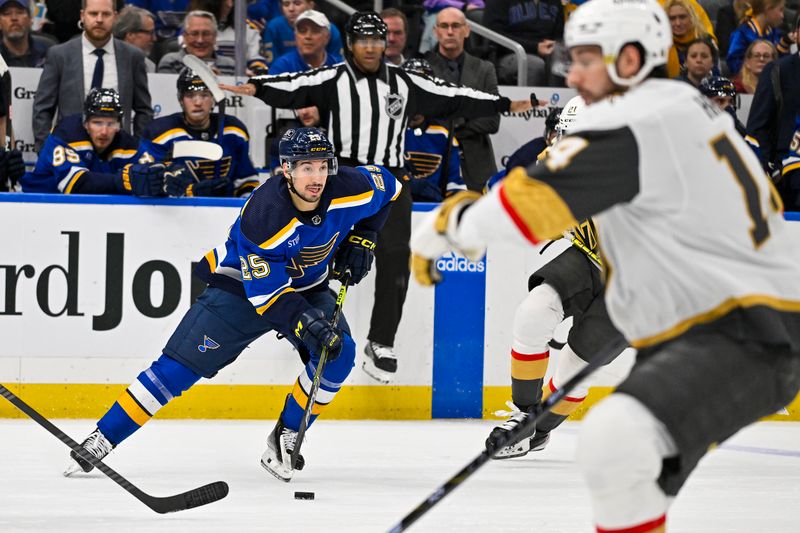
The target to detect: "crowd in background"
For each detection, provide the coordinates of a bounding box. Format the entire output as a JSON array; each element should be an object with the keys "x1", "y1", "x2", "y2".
[{"x1": 0, "y1": 0, "x2": 798, "y2": 209}]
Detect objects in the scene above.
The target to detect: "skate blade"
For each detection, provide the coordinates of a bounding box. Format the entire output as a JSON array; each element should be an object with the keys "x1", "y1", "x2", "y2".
[
  {"x1": 361, "y1": 360, "x2": 394, "y2": 384},
  {"x1": 491, "y1": 445, "x2": 531, "y2": 460},
  {"x1": 261, "y1": 458, "x2": 292, "y2": 482},
  {"x1": 63, "y1": 458, "x2": 90, "y2": 477}
]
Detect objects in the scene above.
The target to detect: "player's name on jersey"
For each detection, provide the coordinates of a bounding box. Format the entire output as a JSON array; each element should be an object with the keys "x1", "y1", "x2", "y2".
[{"x1": 0, "y1": 231, "x2": 202, "y2": 331}]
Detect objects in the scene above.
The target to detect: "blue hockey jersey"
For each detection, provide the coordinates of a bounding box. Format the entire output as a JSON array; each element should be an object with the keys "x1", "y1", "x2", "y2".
[
  {"x1": 404, "y1": 124, "x2": 465, "y2": 202},
  {"x1": 20, "y1": 114, "x2": 140, "y2": 194},
  {"x1": 137, "y1": 112, "x2": 260, "y2": 197},
  {"x1": 195, "y1": 165, "x2": 402, "y2": 334}
]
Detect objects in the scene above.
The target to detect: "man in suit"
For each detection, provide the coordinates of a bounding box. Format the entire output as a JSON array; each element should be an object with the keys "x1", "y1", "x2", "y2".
[
  {"x1": 426, "y1": 7, "x2": 499, "y2": 191},
  {"x1": 32, "y1": 0, "x2": 152, "y2": 151}
]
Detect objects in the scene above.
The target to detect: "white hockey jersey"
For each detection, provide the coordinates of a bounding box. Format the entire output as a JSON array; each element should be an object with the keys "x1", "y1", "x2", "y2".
[{"x1": 461, "y1": 79, "x2": 800, "y2": 349}]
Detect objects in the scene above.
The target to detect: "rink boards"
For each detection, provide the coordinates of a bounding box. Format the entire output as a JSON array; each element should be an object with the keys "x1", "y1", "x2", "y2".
[{"x1": 1, "y1": 195, "x2": 798, "y2": 421}]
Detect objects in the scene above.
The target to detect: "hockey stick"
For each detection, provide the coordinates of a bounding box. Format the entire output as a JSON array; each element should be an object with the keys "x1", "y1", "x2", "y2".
[
  {"x1": 387, "y1": 335, "x2": 629, "y2": 532},
  {"x1": 0, "y1": 384, "x2": 229, "y2": 514},
  {"x1": 181, "y1": 54, "x2": 226, "y2": 178},
  {"x1": 290, "y1": 273, "x2": 352, "y2": 470}
]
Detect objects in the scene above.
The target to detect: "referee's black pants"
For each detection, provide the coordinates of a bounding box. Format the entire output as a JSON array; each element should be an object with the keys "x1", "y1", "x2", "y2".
[{"x1": 369, "y1": 166, "x2": 412, "y2": 348}]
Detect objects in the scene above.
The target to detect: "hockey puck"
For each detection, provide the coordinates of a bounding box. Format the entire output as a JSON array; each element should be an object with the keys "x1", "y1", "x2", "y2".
[{"x1": 294, "y1": 491, "x2": 315, "y2": 500}]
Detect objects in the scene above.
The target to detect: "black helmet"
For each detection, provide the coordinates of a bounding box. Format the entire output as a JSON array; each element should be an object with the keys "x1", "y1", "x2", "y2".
[
  {"x1": 401, "y1": 57, "x2": 435, "y2": 78},
  {"x1": 177, "y1": 67, "x2": 209, "y2": 98},
  {"x1": 698, "y1": 75, "x2": 736, "y2": 99},
  {"x1": 544, "y1": 107, "x2": 561, "y2": 137},
  {"x1": 345, "y1": 11, "x2": 387, "y2": 42},
  {"x1": 83, "y1": 88, "x2": 123, "y2": 122}
]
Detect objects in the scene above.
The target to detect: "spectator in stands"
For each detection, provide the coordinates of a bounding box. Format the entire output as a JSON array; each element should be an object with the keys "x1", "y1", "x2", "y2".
[
  {"x1": 32, "y1": 0, "x2": 152, "y2": 151},
  {"x1": 189, "y1": 0, "x2": 268, "y2": 74},
  {"x1": 268, "y1": 9, "x2": 342, "y2": 75},
  {"x1": 0, "y1": 0, "x2": 51, "y2": 68},
  {"x1": 22, "y1": 88, "x2": 165, "y2": 195},
  {"x1": 746, "y1": 14, "x2": 800, "y2": 203},
  {"x1": 727, "y1": 0, "x2": 795, "y2": 75},
  {"x1": 678, "y1": 37, "x2": 718, "y2": 86},
  {"x1": 112, "y1": 5, "x2": 157, "y2": 72},
  {"x1": 248, "y1": 0, "x2": 281, "y2": 30},
  {"x1": 381, "y1": 7, "x2": 408, "y2": 66},
  {"x1": 261, "y1": 0, "x2": 343, "y2": 66},
  {"x1": 418, "y1": 0, "x2": 485, "y2": 55},
  {"x1": 402, "y1": 58, "x2": 466, "y2": 202},
  {"x1": 716, "y1": 0, "x2": 751, "y2": 59},
  {"x1": 734, "y1": 39, "x2": 777, "y2": 92},
  {"x1": 665, "y1": 0, "x2": 717, "y2": 78},
  {"x1": 126, "y1": 0, "x2": 188, "y2": 40},
  {"x1": 427, "y1": 6, "x2": 500, "y2": 191},
  {"x1": 137, "y1": 68, "x2": 260, "y2": 197},
  {"x1": 484, "y1": 0, "x2": 564, "y2": 85},
  {"x1": 158, "y1": 10, "x2": 235, "y2": 74}
]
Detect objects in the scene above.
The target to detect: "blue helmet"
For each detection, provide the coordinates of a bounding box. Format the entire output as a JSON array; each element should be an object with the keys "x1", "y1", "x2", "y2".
[{"x1": 278, "y1": 127, "x2": 338, "y2": 175}]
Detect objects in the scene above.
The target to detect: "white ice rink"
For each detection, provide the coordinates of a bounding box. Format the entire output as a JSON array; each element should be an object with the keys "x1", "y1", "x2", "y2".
[{"x1": 1, "y1": 419, "x2": 798, "y2": 532}]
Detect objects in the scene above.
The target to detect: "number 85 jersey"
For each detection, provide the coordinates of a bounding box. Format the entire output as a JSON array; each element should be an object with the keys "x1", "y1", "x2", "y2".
[{"x1": 471, "y1": 79, "x2": 800, "y2": 349}]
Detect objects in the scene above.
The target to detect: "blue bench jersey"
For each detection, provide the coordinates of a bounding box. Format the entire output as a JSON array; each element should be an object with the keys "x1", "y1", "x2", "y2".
[
  {"x1": 20, "y1": 114, "x2": 140, "y2": 194},
  {"x1": 196, "y1": 165, "x2": 402, "y2": 334},
  {"x1": 404, "y1": 123, "x2": 465, "y2": 203},
  {"x1": 137, "y1": 112, "x2": 260, "y2": 196}
]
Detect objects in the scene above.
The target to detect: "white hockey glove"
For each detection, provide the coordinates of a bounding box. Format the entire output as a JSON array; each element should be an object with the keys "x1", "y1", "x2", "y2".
[{"x1": 410, "y1": 190, "x2": 485, "y2": 286}]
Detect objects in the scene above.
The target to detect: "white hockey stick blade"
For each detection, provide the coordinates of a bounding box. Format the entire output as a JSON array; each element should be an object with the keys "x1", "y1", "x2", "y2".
[
  {"x1": 181, "y1": 54, "x2": 225, "y2": 103},
  {"x1": 172, "y1": 140, "x2": 222, "y2": 161}
]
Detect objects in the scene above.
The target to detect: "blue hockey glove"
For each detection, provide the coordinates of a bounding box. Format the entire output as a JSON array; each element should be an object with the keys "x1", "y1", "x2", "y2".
[
  {"x1": 331, "y1": 229, "x2": 377, "y2": 284},
  {"x1": 293, "y1": 308, "x2": 343, "y2": 360},
  {"x1": 119, "y1": 163, "x2": 167, "y2": 197}
]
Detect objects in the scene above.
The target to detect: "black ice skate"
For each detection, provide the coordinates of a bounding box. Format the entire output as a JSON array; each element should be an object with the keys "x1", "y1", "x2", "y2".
[
  {"x1": 63, "y1": 428, "x2": 115, "y2": 477},
  {"x1": 362, "y1": 341, "x2": 397, "y2": 383},
  {"x1": 261, "y1": 417, "x2": 305, "y2": 482},
  {"x1": 486, "y1": 401, "x2": 549, "y2": 459}
]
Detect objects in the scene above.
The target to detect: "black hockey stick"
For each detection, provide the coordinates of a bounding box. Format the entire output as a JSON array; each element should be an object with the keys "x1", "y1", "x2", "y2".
[
  {"x1": 290, "y1": 273, "x2": 352, "y2": 470},
  {"x1": 0, "y1": 384, "x2": 229, "y2": 514},
  {"x1": 387, "y1": 335, "x2": 629, "y2": 532}
]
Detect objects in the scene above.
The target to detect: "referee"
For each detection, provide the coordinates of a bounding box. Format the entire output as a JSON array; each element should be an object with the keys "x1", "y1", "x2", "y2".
[{"x1": 224, "y1": 11, "x2": 534, "y2": 382}]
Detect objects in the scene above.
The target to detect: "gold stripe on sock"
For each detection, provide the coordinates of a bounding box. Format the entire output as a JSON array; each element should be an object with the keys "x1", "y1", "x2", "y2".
[{"x1": 117, "y1": 390, "x2": 151, "y2": 427}]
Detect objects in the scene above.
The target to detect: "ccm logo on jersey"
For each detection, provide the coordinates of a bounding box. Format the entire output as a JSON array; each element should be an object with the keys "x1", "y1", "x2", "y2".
[{"x1": 436, "y1": 252, "x2": 485, "y2": 273}]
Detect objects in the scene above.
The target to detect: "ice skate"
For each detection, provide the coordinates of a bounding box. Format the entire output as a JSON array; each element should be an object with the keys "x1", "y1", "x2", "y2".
[
  {"x1": 261, "y1": 417, "x2": 304, "y2": 482},
  {"x1": 486, "y1": 401, "x2": 548, "y2": 459},
  {"x1": 362, "y1": 341, "x2": 397, "y2": 383},
  {"x1": 63, "y1": 428, "x2": 115, "y2": 477}
]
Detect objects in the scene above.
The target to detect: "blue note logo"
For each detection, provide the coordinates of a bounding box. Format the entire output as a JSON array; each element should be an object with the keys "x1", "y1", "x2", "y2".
[
  {"x1": 197, "y1": 335, "x2": 220, "y2": 353},
  {"x1": 435, "y1": 252, "x2": 485, "y2": 273}
]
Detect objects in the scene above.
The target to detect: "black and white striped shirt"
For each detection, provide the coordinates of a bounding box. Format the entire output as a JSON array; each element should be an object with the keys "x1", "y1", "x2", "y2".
[{"x1": 249, "y1": 57, "x2": 510, "y2": 168}]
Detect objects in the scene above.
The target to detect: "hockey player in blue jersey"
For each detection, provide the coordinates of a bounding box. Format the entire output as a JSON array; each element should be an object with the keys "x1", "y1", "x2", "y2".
[
  {"x1": 401, "y1": 58, "x2": 466, "y2": 203},
  {"x1": 20, "y1": 88, "x2": 167, "y2": 196},
  {"x1": 137, "y1": 67, "x2": 260, "y2": 197},
  {"x1": 64, "y1": 127, "x2": 402, "y2": 482}
]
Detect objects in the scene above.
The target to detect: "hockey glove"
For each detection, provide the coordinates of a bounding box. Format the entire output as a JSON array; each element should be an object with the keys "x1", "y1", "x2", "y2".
[
  {"x1": 294, "y1": 308, "x2": 343, "y2": 360},
  {"x1": 165, "y1": 163, "x2": 228, "y2": 197},
  {"x1": 409, "y1": 190, "x2": 484, "y2": 286},
  {"x1": 119, "y1": 163, "x2": 168, "y2": 197},
  {"x1": 0, "y1": 148, "x2": 24, "y2": 191},
  {"x1": 331, "y1": 229, "x2": 377, "y2": 284}
]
